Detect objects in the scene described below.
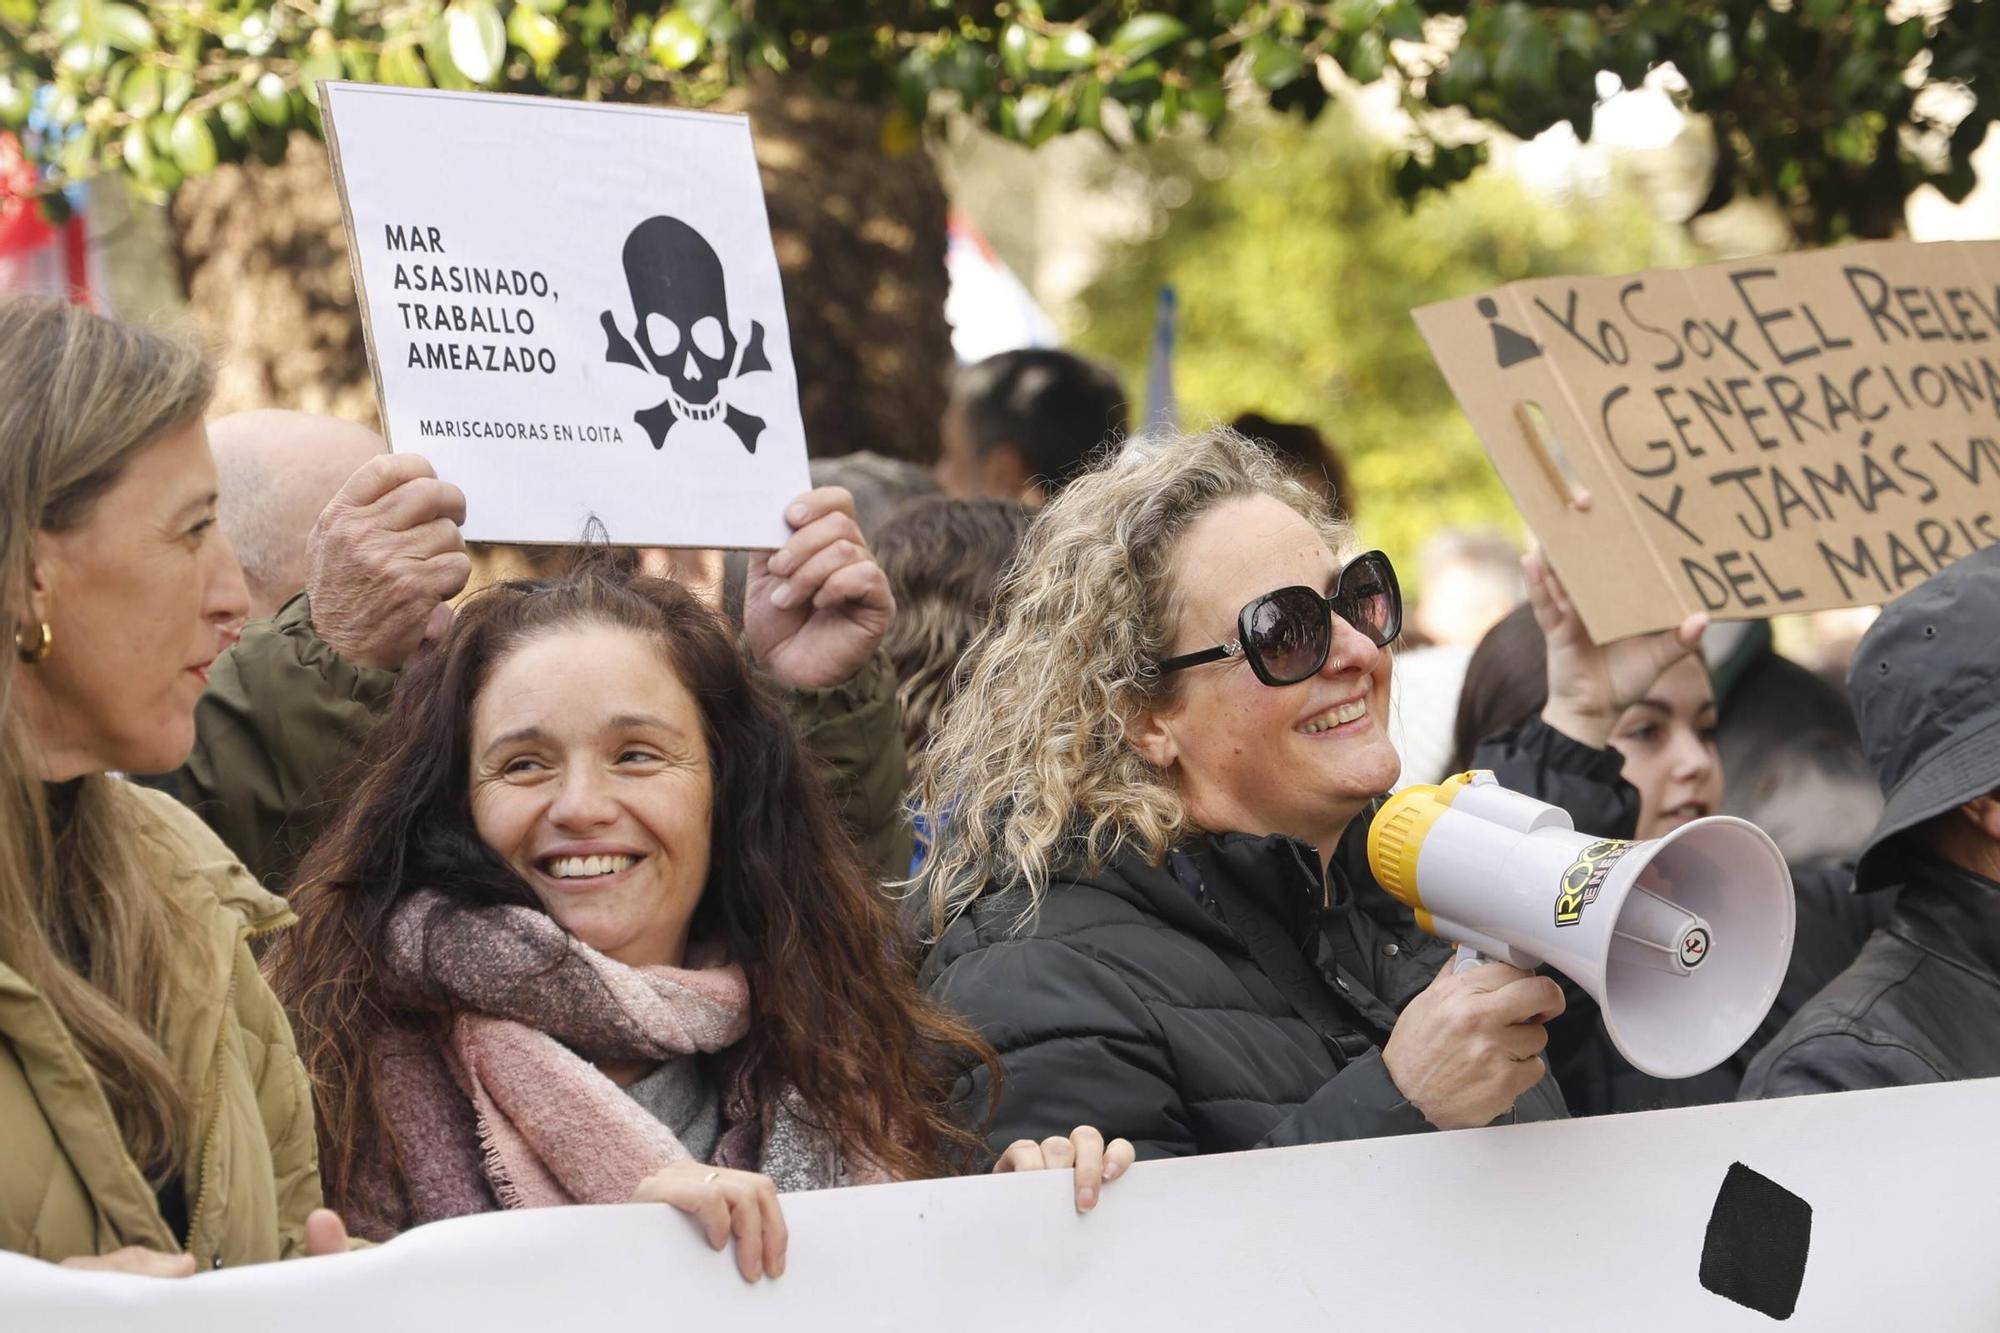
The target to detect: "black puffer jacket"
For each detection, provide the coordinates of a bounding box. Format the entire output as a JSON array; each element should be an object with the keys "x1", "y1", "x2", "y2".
[
  {"x1": 921, "y1": 819, "x2": 1568, "y2": 1160},
  {"x1": 1740, "y1": 853, "x2": 2000, "y2": 1097}
]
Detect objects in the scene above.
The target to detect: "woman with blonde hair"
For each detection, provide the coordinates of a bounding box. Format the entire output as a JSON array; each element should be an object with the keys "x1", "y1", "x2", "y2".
[
  {"x1": 0, "y1": 300, "x2": 345, "y2": 1270},
  {"x1": 918, "y1": 429, "x2": 1574, "y2": 1158}
]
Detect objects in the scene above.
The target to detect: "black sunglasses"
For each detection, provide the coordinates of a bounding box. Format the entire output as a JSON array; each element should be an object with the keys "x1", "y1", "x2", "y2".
[{"x1": 1156, "y1": 550, "x2": 1402, "y2": 687}]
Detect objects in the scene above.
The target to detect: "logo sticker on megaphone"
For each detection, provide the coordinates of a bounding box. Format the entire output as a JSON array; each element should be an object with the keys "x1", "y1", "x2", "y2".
[{"x1": 1368, "y1": 772, "x2": 1795, "y2": 1080}]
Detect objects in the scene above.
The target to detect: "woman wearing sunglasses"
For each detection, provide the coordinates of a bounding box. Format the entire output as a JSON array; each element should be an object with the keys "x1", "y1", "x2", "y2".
[{"x1": 915, "y1": 430, "x2": 1568, "y2": 1161}]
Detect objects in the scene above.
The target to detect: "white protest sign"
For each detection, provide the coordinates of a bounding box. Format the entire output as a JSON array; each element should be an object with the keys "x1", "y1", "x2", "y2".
[
  {"x1": 322, "y1": 83, "x2": 811, "y2": 549},
  {"x1": 8, "y1": 1078, "x2": 1999, "y2": 1331}
]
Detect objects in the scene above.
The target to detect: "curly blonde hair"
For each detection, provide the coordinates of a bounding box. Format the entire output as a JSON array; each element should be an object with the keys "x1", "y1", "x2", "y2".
[{"x1": 915, "y1": 428, "x2": 1351, "y2": 933}]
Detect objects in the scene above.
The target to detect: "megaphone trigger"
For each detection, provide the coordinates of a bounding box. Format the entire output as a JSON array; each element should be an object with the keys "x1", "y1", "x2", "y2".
[{"x1": 1368, "y1": 771, "x2": 1795, "y2": 1080}]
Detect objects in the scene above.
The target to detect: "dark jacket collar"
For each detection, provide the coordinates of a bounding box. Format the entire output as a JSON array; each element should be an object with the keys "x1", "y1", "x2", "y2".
[{"x1": 1887, "y1": 851, "x2": 2000, "y2": 982}]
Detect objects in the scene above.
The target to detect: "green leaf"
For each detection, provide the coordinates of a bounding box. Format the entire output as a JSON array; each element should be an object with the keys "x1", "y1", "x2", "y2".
[
  {"x1": 1187, "y1": 80, "x2": 1225, "y2": 126},
  {"x1": 1000, "y1": 22, "x2": 1032, "y2": 81},
  {"x1": 379, "y1": 40, "x2": 432, "y2": 88},
  {"x1": 298, "y1": 51, "x2": 342, "y2": 106},
  {"x1": 1380, "y1": 2, "x2": 1425, "y2": 43},
  {"x1": 508, "y1": 4, "x2": 565, "y2": 66},
  {"x1": 0, "y1": 77, "x2": 28, "y2": 129},
  {"x1": 1492, "y1": 23, "x2": 1556, "y2": 98},
  {"x1": 45, "y1": 0, "x2": 83, "y2": 39},
  {"x1": 1556, "y1": 12, "x2": 1601, "y2": 59},
  {"x1": 1108, "y1": 14, "x2": 1188, "y2": 63},
  {"x1": 1704, "y1": 28, "x2": 1736, "y2": 86},
  {"x1": 649, "y1": 10, "x2": 706, "y2": 70},
  {"x1": 249, "y1": 70, "x2": 289, "y2": 125},
  {"x1": 1035, "y1": 28, "x2": 1097, "y2": 74},
  {"x1": 445, "y1": 0, "x2": 505, "y2": 85},
  {"x1": 58, "y1": 39, "x2": 113, "y2": 78},
  {"x1": 1076, "y1": 75, "x2": 1104, "y2": 132},
  {"x1": 162, "y1": 65, "x2": 194, "y2": 113},
  {"x1": 1333, "y1": 0, "x2": 1381, "y2": 34},
  {"x1": 683, "y1": 0, "x2": 739, "y2": 36},
  {"x1": 218, "y1": 98, "x2": 253, "y2": 142},
  {"x1": 1015, "y1": 87, "x2": 1058, "y2": 145},
  {"x1": 1345, "y1": 30, "x2": 1386, "y2": 85},
  {"x1": 120, "y1": 123, "x2": 156, "y2": 175},
  {"x1": 1248, "y1": 34, "x2": 1306, "y2": 89},
  {"x1": 169, "y1": 110, "x2": 217, "y2": 174},
  {"x1": 58, "y1": 127, "x2": 100, "y2": 181},
  {"x1": 119, "y1": 63, "x2": 161, "y2": 117},
  {"x1": 99, "y1": 3, "x2": 155, "y2": 52}
]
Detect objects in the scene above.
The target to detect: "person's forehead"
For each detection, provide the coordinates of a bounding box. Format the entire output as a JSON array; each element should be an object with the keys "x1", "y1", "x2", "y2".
[
  {"x1": 1651, "y1": 653, "x2": 1716, "y2": 710},
  {"x1": 474, "y1": 626, "x2": 698, "y2": 735},
  {"x1": 1175, "y1": 495, "x2": 1337, "y2": 625}
]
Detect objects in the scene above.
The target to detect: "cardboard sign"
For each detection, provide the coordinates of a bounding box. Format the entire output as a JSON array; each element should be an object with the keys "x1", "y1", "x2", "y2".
[
  {"x1": 8, "y1": 1078, "x2": 2000, "y2": 1330},
  {"x1": 321, "y1": 83, "x2": 811, "y2": 549},
  {"x1": 1416, "y1": 240, "x2": 2000, "y2": 639}
]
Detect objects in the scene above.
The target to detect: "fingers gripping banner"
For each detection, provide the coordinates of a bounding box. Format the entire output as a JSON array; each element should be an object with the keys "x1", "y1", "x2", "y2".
[{"x1": 7, "y1": 1079, "x2": 2000, "y2": 1331}]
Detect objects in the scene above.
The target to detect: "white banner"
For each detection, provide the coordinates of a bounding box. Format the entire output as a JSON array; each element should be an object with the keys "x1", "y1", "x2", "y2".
[
  {"x1": 7, "y1": 1078, "x2": 1998, "y2": 1330},
  {"x1": 322, "y1": 83, "x2": 812, "y2": 549}
]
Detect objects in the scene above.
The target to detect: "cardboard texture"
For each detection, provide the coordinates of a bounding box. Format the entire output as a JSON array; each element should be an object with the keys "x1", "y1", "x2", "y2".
[
  {"x1": 1416, "y1": 240, "x2": 2000, "y2": 639},
  {"x1": 320, "y1": 82, "x2": 812, "y2": 549}
]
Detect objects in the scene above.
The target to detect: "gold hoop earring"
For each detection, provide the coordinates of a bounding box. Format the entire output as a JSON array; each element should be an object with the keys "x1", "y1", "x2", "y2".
[{"x1": 15, "y1": 620, "x2": 52, "y2": 664}]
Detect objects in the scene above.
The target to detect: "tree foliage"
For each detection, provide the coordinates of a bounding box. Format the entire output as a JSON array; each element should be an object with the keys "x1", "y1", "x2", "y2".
[
  {"x1": 1071, "y1": 104, "x2": 1682, "y2": 571},
  {"x1": 3, "y1": 1, "x2": 1995, "y2": 241}
]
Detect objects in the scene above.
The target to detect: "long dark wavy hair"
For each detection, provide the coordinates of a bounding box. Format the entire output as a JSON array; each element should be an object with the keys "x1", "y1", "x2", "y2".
[{"x1": 267, "y1": 563, "x2": 995, "y2": 1211}]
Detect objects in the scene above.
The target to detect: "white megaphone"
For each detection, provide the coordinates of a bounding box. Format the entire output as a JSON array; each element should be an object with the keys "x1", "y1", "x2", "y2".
[{"x1": 1367, "y1": 771, "x2": 1795, "y2": 1079}]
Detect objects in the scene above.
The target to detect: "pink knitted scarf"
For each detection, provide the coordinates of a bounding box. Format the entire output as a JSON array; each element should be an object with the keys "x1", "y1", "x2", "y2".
[{"x1": 378, "y1": 890, "x2": 758, "y2": 1212}]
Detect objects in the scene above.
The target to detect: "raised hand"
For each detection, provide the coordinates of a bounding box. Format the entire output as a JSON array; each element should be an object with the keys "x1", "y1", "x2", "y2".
[
  {"x1": 1526, "y1": 549, "x2": 1708, "y2": 750},
  {"x1": 744, "y1": 487, "x2": 894, "y2": 689},
  {"x1": 305, "y1": 453, "x2": 472, "y2": 672}
]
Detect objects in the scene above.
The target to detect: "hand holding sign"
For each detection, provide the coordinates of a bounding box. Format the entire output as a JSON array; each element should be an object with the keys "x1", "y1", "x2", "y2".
[
  {"x1": 745, "y1": 487, "x2": 895, "y2": 689},
  {"x1": 306, "y1": 453, "x2": 472, "y2": 672},
  {"x1": 1526, "y1": 549, "x2": 1708, "y2": 750}
]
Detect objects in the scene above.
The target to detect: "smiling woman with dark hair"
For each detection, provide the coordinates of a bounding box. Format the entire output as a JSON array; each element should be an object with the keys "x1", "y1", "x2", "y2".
[{"x1": 269, "y1": 561, "x2": 1130, "y2": 1280}]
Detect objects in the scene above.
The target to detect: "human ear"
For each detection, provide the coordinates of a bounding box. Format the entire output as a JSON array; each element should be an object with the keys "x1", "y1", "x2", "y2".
[
  {"x1": 1126, "y1": 703, "x2": 1178, "y2": 771},
  {"x1": 979, "y1": 443, "x2": 1036, "y2": 501},
  {"x1": 20, "y1": 532, "x2": 57, "y2": 626},
  {"x1": 1959, "y1": 793, "x2": 2000, "y2": 842}
]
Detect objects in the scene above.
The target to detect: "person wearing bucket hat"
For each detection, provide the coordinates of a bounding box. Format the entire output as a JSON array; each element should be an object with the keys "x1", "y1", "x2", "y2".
[{"x1": 1740, "y1": 543, "x2": 2000, "y2": 1099}]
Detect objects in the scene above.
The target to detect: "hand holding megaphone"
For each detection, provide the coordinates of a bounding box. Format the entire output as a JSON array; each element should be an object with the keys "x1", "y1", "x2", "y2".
[
  {"x1": 1369, "y1": 772, "x2": 1795, "y2": 1080},
  {"x1": 1382, "y1": 955, "x2": 1566, "y2": 1130}
]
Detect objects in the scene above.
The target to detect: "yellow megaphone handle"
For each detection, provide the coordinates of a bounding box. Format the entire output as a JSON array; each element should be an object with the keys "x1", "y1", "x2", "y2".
[{"x1": 1367, "y1": 772, "x2": 1498, "y2": 974}]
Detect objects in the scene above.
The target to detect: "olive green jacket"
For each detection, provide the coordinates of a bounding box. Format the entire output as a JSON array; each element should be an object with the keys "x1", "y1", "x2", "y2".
[
  {"x1": 176, "y1": 593, "x2": 912, "y2": 890},
  {"x1": 0, "y1": 783, "x2": 320, "y2": 1264}
]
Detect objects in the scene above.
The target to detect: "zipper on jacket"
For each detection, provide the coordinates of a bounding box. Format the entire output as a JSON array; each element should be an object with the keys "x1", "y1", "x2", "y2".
[{"x1": 187, "y1": 911, "x2": 293, "y2": 1266}]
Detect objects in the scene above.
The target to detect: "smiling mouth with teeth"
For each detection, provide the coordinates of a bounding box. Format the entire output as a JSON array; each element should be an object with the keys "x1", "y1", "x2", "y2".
[
  {"x1": 541, "y1": 854, "x2": 640, "y2": 880},
  {"x1": 1298, "y1": 698, "x2": 1369, "y2": 735}
]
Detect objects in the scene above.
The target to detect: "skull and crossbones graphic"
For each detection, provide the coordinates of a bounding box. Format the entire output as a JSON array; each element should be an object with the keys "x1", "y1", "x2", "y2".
[{"x1": 600, "y1": 215, "x2": 771, "y2": 454}]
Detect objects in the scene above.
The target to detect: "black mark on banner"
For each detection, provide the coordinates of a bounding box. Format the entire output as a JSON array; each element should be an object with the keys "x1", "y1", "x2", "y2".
[{"x1": 1699, "y1": 1162, "x2": 1811, "y2": 1321}]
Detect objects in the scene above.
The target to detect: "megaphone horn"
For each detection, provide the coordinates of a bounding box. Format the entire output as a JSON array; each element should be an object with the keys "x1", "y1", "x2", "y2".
[{"x1": 1367, "y1": 772, "x2": 1795, "y2": 1080}]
